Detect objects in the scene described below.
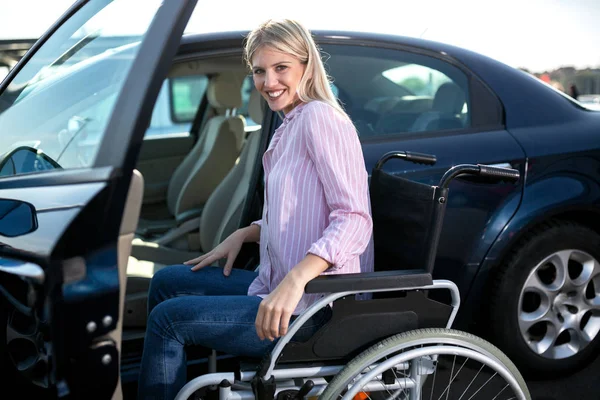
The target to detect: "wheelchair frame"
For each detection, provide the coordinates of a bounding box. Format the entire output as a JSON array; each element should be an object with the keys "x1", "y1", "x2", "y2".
[
  {"x1": 176, "y1": 280, "x2": 460, "y2": 399},
  {"x1": 174, "y1": 152, "x2": 529, "y2": 400}
]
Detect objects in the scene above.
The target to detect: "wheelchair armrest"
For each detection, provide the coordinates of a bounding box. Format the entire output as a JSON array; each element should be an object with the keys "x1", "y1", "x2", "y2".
[{"x1": 305, "y1": 269, "x2": 433, "y2": 294}]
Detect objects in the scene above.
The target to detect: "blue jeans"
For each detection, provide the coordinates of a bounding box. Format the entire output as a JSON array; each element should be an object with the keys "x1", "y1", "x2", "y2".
[{"x1": 137, "y1": 265, "x2": 331, "y2": 400}]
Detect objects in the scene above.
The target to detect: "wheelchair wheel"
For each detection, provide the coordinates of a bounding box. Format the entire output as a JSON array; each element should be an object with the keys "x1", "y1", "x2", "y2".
[{"x1": 320, "y1": 328, "x2": 531, "y2": 400}]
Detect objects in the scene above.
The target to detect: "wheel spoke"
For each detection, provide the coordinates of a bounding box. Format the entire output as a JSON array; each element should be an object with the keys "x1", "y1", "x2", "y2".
[
  {"x1": 580, "y1": 312, "x2": 600, "y2": 341},
  {"x1": 570, "y1": 327, "x2": 592, "y2": 347},
  {"x1": 388, "y1": 365, "x2": 405, "y2": 400},
  {"x1": 466, "y1": 372, "x2": 497, "y2": 400},
  {"x1": 572, "y1": 291, "x2": 591, "y2": 312},
  {"x1": 523, "y1": 265, "x2": 558, "y2": 294},
  {"x1": 554, "y1": 250, "x2": 573, "y2": 291},
  {"x1": 519, "y1": 305, "x2": 554, "y2": 332},
  {"x1": 520, "y1": 305, "x2": 562, "y2": 351},
  {"x1": 437, "y1": 356, "x2": 468, "y2": 400},
  {"x1": 457, "y1": 363, "x2": 485, "y2": 400},
  {"x1": 528, "y1": 321, "x2": 560, "y2": 356},
  {"x1": 574, "y1": 254, "x2": 600, "y2": 285},
  {"x1": 445, "y1": 355, "x2": 456, "y2": 400},
  {"x1": 588, "y1": 295, "x2": 600, "y2": 308},
  {"x1": 590, "y1": 258, "x2": 600, "y2": 280},
  {"x1": 490, "y1": 384, "x2": 510, "y2": 400},
  {"x1": 429, "y1": 359, "x2": 438, "y2": 400},
  {"x1": 365, "y1": 362, "x2": 407, "y2": 400}
]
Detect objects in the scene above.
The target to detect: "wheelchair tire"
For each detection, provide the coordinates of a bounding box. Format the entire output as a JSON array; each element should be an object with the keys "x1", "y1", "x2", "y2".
[{"x1": 320, "y1": 328, "x2": 530, "y2": 400}]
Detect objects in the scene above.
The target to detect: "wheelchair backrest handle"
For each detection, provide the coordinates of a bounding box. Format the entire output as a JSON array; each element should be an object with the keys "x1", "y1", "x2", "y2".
[
  {"x1": 478, "y1": 164, "x2": 520, "y2": 182},
  {"x1": 374, "y1": 151, "x2": 437, "y2": 170},
  {"x1": 439, "y1": 164, "x2": 520, "y2": 189}
]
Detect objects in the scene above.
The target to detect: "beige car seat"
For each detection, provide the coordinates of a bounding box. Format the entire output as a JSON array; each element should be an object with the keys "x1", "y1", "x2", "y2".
[
  {"x1": 136, "y1": 72, "x2": 245, "y2": 238},
  {"x1": 124, "y1": 89, "x2": 265, "y2": 328}
]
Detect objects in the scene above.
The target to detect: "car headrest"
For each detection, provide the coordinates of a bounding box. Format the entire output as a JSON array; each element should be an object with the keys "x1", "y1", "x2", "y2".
[
  {"x1": 207, "y1": 72, "x2": 243, "y2": 109},
  {"x1": 432, "y1": 82, "x2": 465, "y2": 114}
]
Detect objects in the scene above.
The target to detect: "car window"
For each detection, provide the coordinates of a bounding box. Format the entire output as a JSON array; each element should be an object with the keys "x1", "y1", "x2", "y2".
[
  {"x1": 143, "y1": 75, "x2": 208, "y2": 138},
  {"x1": 145, "y1": 74, "x2": 259, "y2": 138},
  {"x1": 322, "y1": 45, "x2": 470, "y2": 139},
  {"x1": 171, "y1": 75, "x2": 209, "y2": 122},
  {"x1": 238, "y1": 75, "x2": 260, "y2": 130},
  {"x1": 0, "y1": 0, "x2": 162, "y2": 177}
]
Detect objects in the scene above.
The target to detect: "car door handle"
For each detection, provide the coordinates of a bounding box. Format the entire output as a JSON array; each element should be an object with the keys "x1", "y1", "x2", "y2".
[
  {"x1": 486, "y1": 162, "x2": 513, "y2": 169},
  {"x1": 0, "y1": 257, "x2": 45, "y2": 284}
]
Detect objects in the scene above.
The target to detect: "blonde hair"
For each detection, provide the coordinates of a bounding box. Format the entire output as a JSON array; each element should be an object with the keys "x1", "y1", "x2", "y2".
[{"x1": 244, "y1": 19, "x2": 349, "y2": 119}]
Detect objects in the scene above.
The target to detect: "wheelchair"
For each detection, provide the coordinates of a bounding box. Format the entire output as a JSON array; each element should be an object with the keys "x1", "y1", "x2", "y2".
[{"x1": 174, "y1": 151, "x2": 531, "y2": 400}]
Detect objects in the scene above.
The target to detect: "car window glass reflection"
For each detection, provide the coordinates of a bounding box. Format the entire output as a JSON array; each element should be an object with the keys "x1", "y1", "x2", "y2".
[
  {"x1": 322, "y1": 45, "x2": 470, "y2": 139},
  {"x1": 0, "y1": 0, "x2": 163, "y2": 178}
]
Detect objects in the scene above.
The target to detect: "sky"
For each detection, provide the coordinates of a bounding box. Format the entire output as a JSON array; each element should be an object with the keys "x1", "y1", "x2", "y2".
[{"x1": 0, "y1": 0, "x2": 598, "y2": 73}]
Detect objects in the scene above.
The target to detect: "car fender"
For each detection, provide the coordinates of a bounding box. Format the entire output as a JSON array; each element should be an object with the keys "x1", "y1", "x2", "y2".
[{"x1": 456, "y1": 169, "x2": 600, "y2": 329}]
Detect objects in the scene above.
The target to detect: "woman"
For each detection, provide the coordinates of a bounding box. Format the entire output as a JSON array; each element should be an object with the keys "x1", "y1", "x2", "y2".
[{"x1": 137, "y1": 19, "x2": 374, "y2": 399}]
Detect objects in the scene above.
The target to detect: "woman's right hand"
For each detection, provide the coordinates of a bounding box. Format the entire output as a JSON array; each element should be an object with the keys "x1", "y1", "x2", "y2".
[{"x1": 184, "y1": 229, "x2": 248, "y2": 276}]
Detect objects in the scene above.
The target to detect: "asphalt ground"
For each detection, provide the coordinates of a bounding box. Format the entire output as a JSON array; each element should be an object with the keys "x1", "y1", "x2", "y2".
[{"x1": 526, "y1": 353, "x2": 599, "y2": 399}]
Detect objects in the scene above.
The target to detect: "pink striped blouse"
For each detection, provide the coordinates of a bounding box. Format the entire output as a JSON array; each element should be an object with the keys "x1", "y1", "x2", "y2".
[{"x1": 247, "y1": 100, "x2": 375, "y2": 315}]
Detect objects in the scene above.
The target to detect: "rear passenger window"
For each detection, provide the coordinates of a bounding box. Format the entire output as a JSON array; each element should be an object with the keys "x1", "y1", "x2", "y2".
[
  {"x1": 238, "y1": 76, "x2": 261, "y2": 131},
  {"x1": 324, "y1": 45, "x2": 470, "y2": 139},
  {"x1": 145, "y1": 75, "x2": 208, "y2": 138},
  {"x1": 145, "y1": 74, "x2": 257, "y2": 138},
  {"x1": 171, "y1": 75, "x2": 209, "y2": 122}
]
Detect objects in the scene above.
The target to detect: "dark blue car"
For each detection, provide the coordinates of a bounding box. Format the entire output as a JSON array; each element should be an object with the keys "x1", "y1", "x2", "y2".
[{"x1": 0, "y1": 0, "x2": 599, "y2": 397}]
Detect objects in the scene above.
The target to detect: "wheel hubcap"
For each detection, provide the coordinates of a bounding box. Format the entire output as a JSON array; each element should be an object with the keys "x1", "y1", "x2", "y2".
[{"x1": 518, "y1": 249, "x2": 600, "y2": 359}]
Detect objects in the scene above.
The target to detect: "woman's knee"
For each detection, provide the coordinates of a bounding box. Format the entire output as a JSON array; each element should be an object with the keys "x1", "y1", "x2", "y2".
[
  {"x1": 146, "y1": 300, "x2": 177, "y2": 340},
  {"x1": 148, "y1": 264, "x2": 187, "y2": 311}
]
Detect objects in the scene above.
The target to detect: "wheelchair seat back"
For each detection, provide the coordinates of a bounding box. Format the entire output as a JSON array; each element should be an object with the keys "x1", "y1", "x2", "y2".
[{"x1": 277, "y1": 163, "x2": 452, "y2": 364}]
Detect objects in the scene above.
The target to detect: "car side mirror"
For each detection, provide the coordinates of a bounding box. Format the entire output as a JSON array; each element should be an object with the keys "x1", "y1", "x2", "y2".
[
  {"x1": 0, "y1": 199, "x2": 38, "y2": 237},
  {"x1": 0, "y1": 146, "x2": 62, "y2": 177}
]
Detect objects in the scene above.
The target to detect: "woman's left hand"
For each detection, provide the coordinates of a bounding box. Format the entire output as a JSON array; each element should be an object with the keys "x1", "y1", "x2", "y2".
[{"x1": 255, "y1": 274, "x2": 305, "y2": 341}]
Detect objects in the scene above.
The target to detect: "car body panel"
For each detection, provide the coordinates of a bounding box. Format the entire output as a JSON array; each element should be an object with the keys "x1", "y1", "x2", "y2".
[
  {"x1": 360, "y1": 129, "x2": 525, "y2": 290},
  {"x1": 460, "y1": 112, "x2": 600, "y2": 325}
]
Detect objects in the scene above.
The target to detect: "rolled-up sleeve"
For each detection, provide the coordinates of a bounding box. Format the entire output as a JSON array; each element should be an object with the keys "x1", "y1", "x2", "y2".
[{"x1": 304, "y1": 103, "x2": 373, "y2": 271}]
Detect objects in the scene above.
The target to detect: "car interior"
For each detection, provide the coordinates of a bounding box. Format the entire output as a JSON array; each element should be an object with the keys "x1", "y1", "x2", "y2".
[{"x1": 120, "y1": 55, "x2": 267, "y2": 359}]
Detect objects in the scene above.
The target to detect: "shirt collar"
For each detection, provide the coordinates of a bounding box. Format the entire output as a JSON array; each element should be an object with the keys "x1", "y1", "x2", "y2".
[{"x1": 282, "y1": 101, "x2": 308, "y2": 123}]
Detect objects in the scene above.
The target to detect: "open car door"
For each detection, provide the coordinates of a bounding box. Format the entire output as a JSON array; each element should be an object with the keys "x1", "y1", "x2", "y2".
[{"x1": 0, "y1": 0, "x2": 197, "y2": 398}]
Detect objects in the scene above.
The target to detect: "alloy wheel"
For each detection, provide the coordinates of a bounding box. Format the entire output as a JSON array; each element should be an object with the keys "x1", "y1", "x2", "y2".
[{"x1": 518, "y1": 249, "x2": 600, "y2": 359}]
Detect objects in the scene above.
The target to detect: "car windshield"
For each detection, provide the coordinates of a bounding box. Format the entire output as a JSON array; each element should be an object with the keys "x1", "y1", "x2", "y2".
[{"x1": 0, "y1": 0, "x2": 162, "y2": 174}]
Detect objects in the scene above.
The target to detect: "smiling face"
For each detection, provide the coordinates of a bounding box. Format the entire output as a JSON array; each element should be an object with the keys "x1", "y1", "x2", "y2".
[{"x1": 251, "y1": 46, "x2": 307, "y2": 115}]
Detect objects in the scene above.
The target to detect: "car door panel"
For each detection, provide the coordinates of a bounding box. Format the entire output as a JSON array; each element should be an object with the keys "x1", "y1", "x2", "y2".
[
  {"x1": 362, "y1": 128, "x2": 526, "y2": 295},
  {"x1": 0, "y1": 180, "x2": 106, "y2": 255},
  {"x1": 1, "y1": 176, "x2": 119, "y2": 396},
  {"x1": 110, "y1": 169, "x2": 144, "y2": 400}
]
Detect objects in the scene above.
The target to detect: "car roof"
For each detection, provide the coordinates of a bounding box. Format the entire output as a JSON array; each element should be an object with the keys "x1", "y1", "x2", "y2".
[{"x1": 180, "y1": 30, "x2": 486, "y2": 62}]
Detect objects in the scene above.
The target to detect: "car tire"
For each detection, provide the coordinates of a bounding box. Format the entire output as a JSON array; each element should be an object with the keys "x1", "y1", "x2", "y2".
[{"x1": 489, "y1": 219, "x2": 600, "y2": 377}]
